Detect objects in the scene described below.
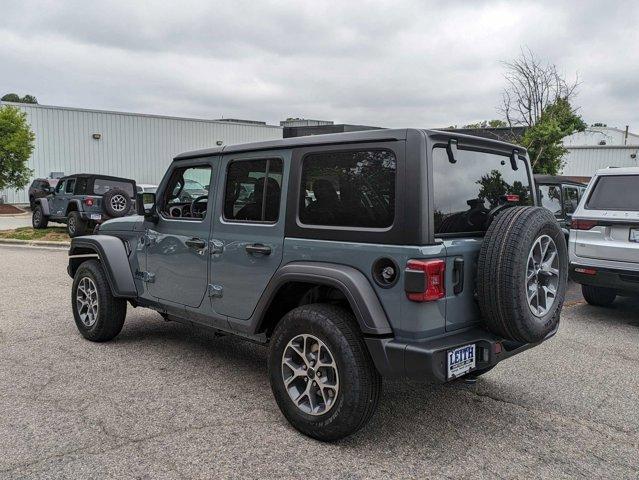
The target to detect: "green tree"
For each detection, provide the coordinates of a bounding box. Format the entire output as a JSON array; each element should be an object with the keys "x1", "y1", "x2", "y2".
[
  {"x1": 521, "y1": 97, "x2": 586, "y2": 174},
  {"x1": 0, "y1": 105, "x2": 35, "y2": 191},
  {"x1": 463, "y1": 119, "x2": 508, "y2": 129},
  {"x1": 1, "y1": 93, "x2": 38, "y2": 104}
]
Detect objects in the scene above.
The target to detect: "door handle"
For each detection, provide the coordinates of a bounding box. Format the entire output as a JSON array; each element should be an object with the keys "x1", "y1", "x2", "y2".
[
  {"x1": 185, "y1": 237, "x2": 207, "y2": 250},
  {"x1": 452, "y1": 257, "x2": 464, "y2": 295},
  {"x1": 245, "y1": 243, "x2": 271, "y2": 255}
]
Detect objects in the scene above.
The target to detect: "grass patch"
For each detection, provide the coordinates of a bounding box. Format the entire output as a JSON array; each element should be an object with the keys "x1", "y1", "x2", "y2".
[{"x1": 0, "y1": 226, "x2": 69, "y2": 242}]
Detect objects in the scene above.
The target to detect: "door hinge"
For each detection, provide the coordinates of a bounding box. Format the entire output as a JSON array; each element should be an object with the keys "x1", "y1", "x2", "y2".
[
  {"x1": 208, "y1": 284, "x2": 223, "y2": 297},
  {"x1": 135, "y1": 270, "x2": 156, "y2": 283}
]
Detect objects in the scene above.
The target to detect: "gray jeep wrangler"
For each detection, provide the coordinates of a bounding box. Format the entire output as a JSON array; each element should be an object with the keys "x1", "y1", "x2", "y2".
[
  {"x1": 67, "y1": 129, "x2": 567, "y2": 441},
  {"x1": 33, "y1": 174, "x2": 136, "y2": 237}
]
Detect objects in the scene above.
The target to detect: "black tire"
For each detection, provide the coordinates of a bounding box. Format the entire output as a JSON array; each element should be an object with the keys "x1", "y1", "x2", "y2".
[
  {"x1": 582, "y1": 285, "x2": 616, "y2": 307},
  {"x1": 71, "y1": 260, "x2": 127, "y2": 342},
  {"x1": 102, "y1": 188, "x2": 132, "y2": 218},
  {"x1": 67, "y1": 211, "x2": 88, "y2": 237},
  {"x1": 32, "y1": 205, "x2": 48, "y2": 229},
  {"x1": 477, "y1": 206, "x2": 568, "y2": 343},
  {"x1": 268, "y1": 304, "x2": 381, "y2": 442}
]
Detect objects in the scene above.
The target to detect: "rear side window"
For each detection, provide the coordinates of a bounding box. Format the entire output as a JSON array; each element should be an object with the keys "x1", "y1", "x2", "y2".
[
  {"x1": 93, "y1": 179, "x2": 135, "y2": 197},
  {"x1": 433, "y1": 148, "x2": 533, "y2": 235},
  {"x1": 586, "y1": 175, "x2": 639, "y2": 211},
  {"x1": 538, "y1": 185, "x2": 562, "y2": 217},
  {"x1": 223, "y1": 159, "x2": 283, "y2": 223},
  {"x1": 65, "y1": 179, "x2": 76, "y2": 193},
  {"x1": 299, "y1": 149, "x2": 396, "y2": 228}
]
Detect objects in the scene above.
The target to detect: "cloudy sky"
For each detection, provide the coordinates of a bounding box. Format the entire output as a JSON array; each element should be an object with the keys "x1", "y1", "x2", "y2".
[{"x1": 2, "y1": 0, "x2": 638, "y2": 130}]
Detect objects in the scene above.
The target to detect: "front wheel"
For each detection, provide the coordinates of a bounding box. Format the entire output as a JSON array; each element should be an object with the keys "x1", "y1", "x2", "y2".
[
  {"x1": 268, "y1": 304, "x2": 381, "y2": 442},
  {"x1": 72, "y1": 260, "x2": 127, "y2": 342},
  {"x1": 32, "y1": 205, "x2": 48, "y2": 229},
  {"x1": 582, "y1": 285, "x2": 616, "y2": 307}
]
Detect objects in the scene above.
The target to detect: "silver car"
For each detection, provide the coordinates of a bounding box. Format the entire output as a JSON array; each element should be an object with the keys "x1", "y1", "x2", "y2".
[{"x1": 569, "y1": 167, "x2": 639, "y2": 306}]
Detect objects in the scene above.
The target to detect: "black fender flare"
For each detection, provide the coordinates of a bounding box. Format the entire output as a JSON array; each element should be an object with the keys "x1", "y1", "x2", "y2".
[
  {"x1": 67, "y1": 235, "x2": 137, "y2": 297},
  {"x1": 252, "y1": 262, "x2": 393, "y2": 336},
  {"x1": 36, "y1": 198, "x2": 50, "y2": 216},
  {"x1": 66, "y1": 199, "x2": 83, "y2": 215}
]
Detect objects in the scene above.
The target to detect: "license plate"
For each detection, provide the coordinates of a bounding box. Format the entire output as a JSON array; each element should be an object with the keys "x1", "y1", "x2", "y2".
[
  {"x1": 630, "y1": 229, "x2": 639, "y2": 243},
  {"x1": 447, "y1": 344, "x2": 476, "y2": 379},
  {"x1": 90, "y1": 213, "x2": 102, "y2": 221}
]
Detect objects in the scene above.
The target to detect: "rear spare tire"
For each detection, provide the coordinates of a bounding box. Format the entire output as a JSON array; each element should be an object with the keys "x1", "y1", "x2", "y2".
[
  {"x1": 477, "y1": 206, "x2": 567, "y2": 343},
  {"x1": 102, "y1": 188, "x2": 131, "y2": 218}
]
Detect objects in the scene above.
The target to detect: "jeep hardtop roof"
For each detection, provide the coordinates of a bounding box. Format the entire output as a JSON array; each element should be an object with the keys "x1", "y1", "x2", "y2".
[
  {"x1": 57, "y1": 173, "x2": 135, "y2": 183},
  {"x1": 174, "y1": 128, "x2": 527, "y2": 161}
]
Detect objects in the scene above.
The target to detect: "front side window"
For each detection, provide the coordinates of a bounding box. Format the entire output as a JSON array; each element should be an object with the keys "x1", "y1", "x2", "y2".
[
  {"x1": 433, "y1": 148, "x2": 533, "y2": 235},
  {"x1": 538, "y1": 185, "x2": 562, "y2": 217},
  {"x1": 223, "y1": 159, "x2": 283, "y2": 223},
  {"x1": 160, "y1": 165, "x2": 213, "y2": 220},
  {"x1": 563, "y1": 186, "x2": 579, "y2": 214},
  {"x1": 586, "y1": 175, "x2": 639, "y2": 211},
  {"x1": 55, "y1": 180, "x2": 65, "y2": 194},
  {"x1": 299, "y1": 149, "x2": 396, "y2": 228}
]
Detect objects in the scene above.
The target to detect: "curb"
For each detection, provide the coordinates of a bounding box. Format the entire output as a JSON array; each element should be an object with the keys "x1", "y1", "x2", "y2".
[{"x1": 0, "y1": 238, "x2": 69, "y2": 248}]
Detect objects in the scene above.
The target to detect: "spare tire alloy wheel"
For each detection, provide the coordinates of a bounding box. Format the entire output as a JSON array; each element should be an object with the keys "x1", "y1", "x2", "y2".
[
  {"x1": 477, "y1": 206, "x2": 568, "y2": 344},
  {"x1": 76, "y1": 276, "x2": 99, "y2": 327},
  {"x1": 110, "y1": 194, "x2": 127, "y2": 213},
  {"x1": 526, "y1": 235, "x2": 560, "y2": 317},
  {"x1": 282, "y1": 334, "x2": 339, "y2": 416}
]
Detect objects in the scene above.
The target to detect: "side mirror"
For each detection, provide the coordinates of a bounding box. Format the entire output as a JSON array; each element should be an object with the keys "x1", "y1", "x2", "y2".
[
  {"x1": 137, "y1": 192, "x2": 158, "y2": 221},
  {"x1": 46, "y1": 187, "x2": 55, "y2": 194}
]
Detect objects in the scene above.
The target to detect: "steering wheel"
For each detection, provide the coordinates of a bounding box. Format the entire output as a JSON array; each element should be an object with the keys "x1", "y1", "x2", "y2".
[{"x1": 190, "y1": 195, "x2": 208, "y2": 218}]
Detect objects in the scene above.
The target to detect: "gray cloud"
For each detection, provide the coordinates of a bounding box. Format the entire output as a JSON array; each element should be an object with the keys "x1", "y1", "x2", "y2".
[{"x1": 1, "y1": 0, "x2": 638, "y2": 131}]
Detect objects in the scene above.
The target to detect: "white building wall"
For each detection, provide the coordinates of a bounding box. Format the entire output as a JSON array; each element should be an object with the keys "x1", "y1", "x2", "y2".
[
  {"x1": 562, "y1": 146, "x2": 639, "y2": 176},
  {"x1": 0, "y1": 103, "x2": 282, "y2": 204},
  {"x1": 562, "y1": 127, "x2": 639, "y2": 147}
]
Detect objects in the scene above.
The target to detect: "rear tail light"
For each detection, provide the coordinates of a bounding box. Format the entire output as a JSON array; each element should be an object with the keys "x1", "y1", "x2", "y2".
[
  {"x1": 571, "y1": 219, "x2": 598, "y2": 230},
  {"x1": 574, "y1": 267, "x2": 597, "y2": 275},
  {"x1": 84, "y1": 197, "x2": 94, "y2": 207},
  {"x1": 405, "y1": 259, "x2": 446, "y2": 302},
  {"x1": 505, "y1": 194, "x2": 520, "y2": 202}
]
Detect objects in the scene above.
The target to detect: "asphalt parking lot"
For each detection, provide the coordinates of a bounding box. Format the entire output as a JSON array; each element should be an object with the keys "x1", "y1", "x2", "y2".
[{"x1": 1, "y1": 245, "x2": 638, "y2": 479}]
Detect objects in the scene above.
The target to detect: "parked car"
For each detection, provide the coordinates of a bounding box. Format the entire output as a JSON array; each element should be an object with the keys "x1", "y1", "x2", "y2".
[
  {"x1": 535, "y1": 175, "x2": 588, "y2": 241},
  {"x1": 569, "y1": 167, "x2": 639, "y2": 306},
  {"x1": 27, "y1": 178, "x2": 60, "y2": 209},
  {"x1": 32, "y1": 174, "x2": 136, "y2": 237},
  {"x1": 136, "y1": 184, "x2": 158, "y2": 194},
  {"x1": 66, "y1": 130, "x2": 567, "y2": 441}
]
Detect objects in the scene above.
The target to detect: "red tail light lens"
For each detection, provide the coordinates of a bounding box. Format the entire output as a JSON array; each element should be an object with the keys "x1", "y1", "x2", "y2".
[
  {"x1": 84, "y1": 197, "x2": 94, "y2": 207},
  {"x1": 505, "y1": 194, "x2": 520, "y2": 202},
  {"x1": 405, "y1": 259, "x2": 446, "y2": 302},
  {"x1": 571, "y1": 219, "x2": 597, "y2": 230}
]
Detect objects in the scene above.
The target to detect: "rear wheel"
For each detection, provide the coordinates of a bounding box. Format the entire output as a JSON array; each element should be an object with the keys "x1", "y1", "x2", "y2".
[
  {"x1": 32, "y1": 205, "x2": 48, "y2": 229},
  {"x1": 268, "y1": 304, "x2": 381, "y2": 442},
  {"x1": 67, "y1": 211, "x2": 88, "y2": 237},
  {"x1": 71, "y1": 260, "x2": 126, "y2": 342},
  {"x1": 582, "y1": 285, "x2": 616, "y2": 307}
]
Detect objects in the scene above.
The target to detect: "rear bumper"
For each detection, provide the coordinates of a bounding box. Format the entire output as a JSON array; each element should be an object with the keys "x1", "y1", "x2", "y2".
[
  {"x1": 365, "y1": 326, "x2": 557, "y2": 382},
  {"x1": 570, "y1": 263, "x2": 639, "y2": 295}
]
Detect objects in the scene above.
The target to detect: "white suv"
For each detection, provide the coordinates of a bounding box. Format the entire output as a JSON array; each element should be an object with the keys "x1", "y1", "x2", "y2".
[{"x1": 569, "y1": 167, "x2": 639, "y2": 306}]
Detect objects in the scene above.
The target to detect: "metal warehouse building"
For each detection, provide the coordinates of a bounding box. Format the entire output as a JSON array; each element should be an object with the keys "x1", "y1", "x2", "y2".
[
  {"x1": 561, "y1": 127, "x2": 639, "y2": 177},
  {"x1": 0, "y1": 102, "x2": 282, "y2": 204}
]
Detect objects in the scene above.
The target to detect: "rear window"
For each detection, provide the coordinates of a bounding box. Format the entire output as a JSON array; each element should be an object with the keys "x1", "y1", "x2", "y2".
[
  {"x1": 433, "y1": 147, "x2": 533, "y2": 235},
  {"x1": 93, "y1": 179, "x2": 135, "y2": 197},
  {"x1": 299, "y1": 149, "x2": 396, "y2": 228},
  {"x1": 586, "y1": 175, "x2": 639, "y2": 211}
]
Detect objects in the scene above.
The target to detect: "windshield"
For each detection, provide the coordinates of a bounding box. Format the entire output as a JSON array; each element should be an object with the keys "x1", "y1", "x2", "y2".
[
  {"x1": 184, "y1": 179, "x2": 206, "y2": 191},
  {"x1": 432, "y1": 147, "x2": 533, "y2": 235},
  {"x1": 586, "y1": 175, "x2": 639, "y2": 211},
  {"x1": 93, "y1": 179, "x2": 135, "y2": 196}
]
